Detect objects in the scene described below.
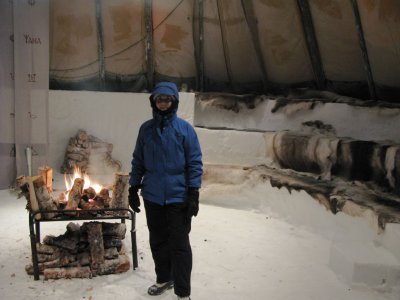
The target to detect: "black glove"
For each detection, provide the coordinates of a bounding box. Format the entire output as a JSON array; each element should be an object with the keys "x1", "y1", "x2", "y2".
[
  {"x1": 185, "y1": 187, "x2": 199, "y2": 220},
  {"x1": 128, "y1": 186, "x2": 141, "y2": 213}
]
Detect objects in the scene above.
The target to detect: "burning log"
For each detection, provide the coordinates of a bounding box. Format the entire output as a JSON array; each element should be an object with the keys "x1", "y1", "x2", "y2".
[
  {"x1": 33, "y1": 177, "x2": 58, "y2": 219},
  {"x1": 65, "y1": 178, "x2": 84, "y2": 215},
  {"x1": 82, "y1": 187, "x2": 96, "y2": 201},
  {"x1": 110, "y1": 173, "x2": 129, "y2": 211},
  {"x1": 98, "y1": 188, "x2": 111, "y2": 208},
  {"x1": 38, "y1": 166, "x2": 53, "y2": 193},
  {"x1": 43, "y1": 267, "x2": 92, "y2": 279}
]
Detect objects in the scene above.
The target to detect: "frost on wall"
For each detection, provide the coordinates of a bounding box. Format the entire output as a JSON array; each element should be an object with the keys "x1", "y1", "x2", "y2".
[
  {"x1": 61, "y1": 129, "x2": 121, "y2": 175},
  {"x1": 195, "y1": 91, "x2": 400, "y2": 233}
]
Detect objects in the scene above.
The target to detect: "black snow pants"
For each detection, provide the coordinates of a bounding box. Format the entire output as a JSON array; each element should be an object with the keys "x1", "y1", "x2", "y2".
[{"x1": 144, "y1": 200, "x2": 192, "y2": 297}]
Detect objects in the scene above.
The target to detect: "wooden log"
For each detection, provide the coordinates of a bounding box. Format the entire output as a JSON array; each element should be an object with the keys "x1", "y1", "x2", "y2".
[
  {"x1": 25, "y1": 254, "x2": 72, "y2": 275},
  {"x1": 104, "y1": 247, "x2": 119, "y2": 259},
  {"x1": 36, "y1": 243, "x2": 57, "y2": 255},
  {"x1": 82, "y1": 187, "x2": 96, "y2": 201},
  {"x1": 38, "y1": 166, "x2": 53, "y2": 193},
  {"x1": 86, "y1": 222, "x2": 105, "y2": 269},
  {"x1": 95, "y1": 254, "x2": 130, "y2": 276},
  {"x1": 25, "y1": 176, "x2": 41, "y2": 219},
  {"x1": 43, "y1": 234, "x2": 79, "y2": 252},
  {"x1": 77, "y1": 251, "x2": 90, "y2": 266},
  {"x1": 110, "y1": 172, "x2": 129, "y2": 211},
  {"x1": 98, "y1": 188, "x2": 111, "y2": 208},
  {"x1": 103, "y1": 236, "x2": 122, "y2": 250},
  {"x1": 38, "y1": 253, "x2": 55, "y2": 263},
  {"x1": 66, "y1": 222, "x2": 81, "y2": 233},
  {"x1": 79, "y1": 198, "x2": 92, "y2": 210},
  {"x1": 43, "y1": 266, "x2": 92, "y2": 280},
  {"x1": 16, "y1": 175, "x2": 26, "y2": 187},
  {"x1": 16, "y1": 175, "x2": 30, "y2": 208},
  {"x1": 37, "y1": 250, "x2": 76, "y2": 264},
  {"x1": 65, "y1": 178, "x2": 84, "y2": 215},
  {"x1": 33, "y1": 177, "x2": 58, "y2": 219},
  {"x1": 118, "y1": 243, "x2": 127, "y2": 255},
  {"x1": 102, "y1": 222, "x2": 126, "y2": 240}
]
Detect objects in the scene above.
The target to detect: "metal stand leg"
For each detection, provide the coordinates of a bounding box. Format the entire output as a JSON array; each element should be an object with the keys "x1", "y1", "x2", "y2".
[
  {"x1": 130, "y1": 211, "x2": 138, "y2": 269},
  {"x1": 29, "y1": 213, "x2": 40, "y2": 280},
  {"x1": 35, "y1": 222, "x2": 41, "y2": 242}
]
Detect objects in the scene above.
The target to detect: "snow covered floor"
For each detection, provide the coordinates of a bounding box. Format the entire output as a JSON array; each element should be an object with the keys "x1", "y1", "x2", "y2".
[{"x1": 0, "y1": 188, "x2": 397, "y2": 300}]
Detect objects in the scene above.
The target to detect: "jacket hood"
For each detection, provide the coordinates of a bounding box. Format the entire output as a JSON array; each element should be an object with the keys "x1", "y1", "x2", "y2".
[
  {"x1": 150, "y1": 82, "x2": 179, "y2": 119},
  {"x1": 150, "y1": 82, "x2": 179, "y2": 103}
]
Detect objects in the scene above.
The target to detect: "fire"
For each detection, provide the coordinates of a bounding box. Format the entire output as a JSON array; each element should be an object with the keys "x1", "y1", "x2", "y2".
[{"x1": 64, "y1": 166, "x2": 103, "y2": 194}]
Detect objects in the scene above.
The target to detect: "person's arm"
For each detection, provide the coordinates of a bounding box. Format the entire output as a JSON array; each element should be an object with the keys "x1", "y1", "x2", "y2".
[
  {"x1": 184, "y1": 125, "x2": 203, "y2": 189},
  {"x1": 129, "y1": 126, "x2": 145, "y2": 213},
  {"x1": 183, "y1": 124, "x2": 203, "y2": 220}
]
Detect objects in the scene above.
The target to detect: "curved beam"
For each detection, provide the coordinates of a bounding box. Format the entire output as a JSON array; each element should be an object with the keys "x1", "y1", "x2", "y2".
[
  {"x1": 216, "y1": 0, "x2": 233, "y2": 89},
  {"x1": 350, "y1": 0, "x2": 376, "y2": 100},
  {"x1": 241, "y1": 0, "x2": 269, "y2": 92},
  {"x1": 297, "y1": 0, "x2": 326, "y2": 90},
  {"x1": 95, "y1": 0, "x2": 105, "y2": 90},
  {"x1": 144, "y1": 0, "x2": 154, "y2": 90}
]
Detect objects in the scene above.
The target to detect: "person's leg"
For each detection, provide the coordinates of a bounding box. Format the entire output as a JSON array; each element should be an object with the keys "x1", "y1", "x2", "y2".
[
  {"x1": 144, "y1": 200, "x2": 172, "y2": 284},
  {"x1": 166, "y1": 204, "x2": 192, "y2": 298}
]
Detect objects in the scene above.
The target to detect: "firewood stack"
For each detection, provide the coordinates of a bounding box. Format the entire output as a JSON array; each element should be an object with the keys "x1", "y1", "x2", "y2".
[
  {"x1": 61, "y1": 129, "x2": 122, "y2": 175},
  {"x1": 17, "y1": 173, "x2": 59, "y2": 220},
  {"x1": 25, "y1": 222, "x2": 130, "y2": 279}
]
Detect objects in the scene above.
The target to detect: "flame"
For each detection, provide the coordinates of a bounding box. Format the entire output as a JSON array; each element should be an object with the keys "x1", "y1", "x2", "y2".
[{"x1": 64, "y1": 166, "x2": 103, "y2": 194}]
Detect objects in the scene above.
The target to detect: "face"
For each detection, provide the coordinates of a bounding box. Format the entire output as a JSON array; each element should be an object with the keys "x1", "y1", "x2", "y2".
[{"x1": 155, "y1": 95, "x2": 173, "y2": 111}]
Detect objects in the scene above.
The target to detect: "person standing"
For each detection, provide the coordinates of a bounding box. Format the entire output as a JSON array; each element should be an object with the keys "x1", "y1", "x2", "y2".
[{"x1": 129, "y1": 82, "x2": 203, "y2": 300}]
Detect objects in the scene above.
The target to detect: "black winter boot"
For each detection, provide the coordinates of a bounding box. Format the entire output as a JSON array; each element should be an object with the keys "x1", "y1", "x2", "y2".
[{"x1": 147, "y1": 281, "x2": 174, "y2": 296}]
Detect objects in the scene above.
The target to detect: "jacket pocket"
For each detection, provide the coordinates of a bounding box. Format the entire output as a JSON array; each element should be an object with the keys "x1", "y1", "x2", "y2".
[
  {"x1": 143, "y1": 136, "x2": 155, "y2": 171},
  {"x1": 168, "y1": 131, "x2": 185, "y2": 173}
]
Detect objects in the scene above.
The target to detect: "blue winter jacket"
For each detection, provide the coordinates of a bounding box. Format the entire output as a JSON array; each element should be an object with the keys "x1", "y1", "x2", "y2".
[{"x1": 129, "y1": 82, "x2": 203, "y2": 206}]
